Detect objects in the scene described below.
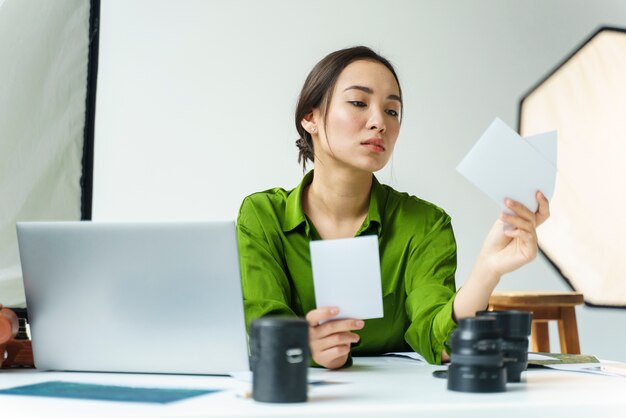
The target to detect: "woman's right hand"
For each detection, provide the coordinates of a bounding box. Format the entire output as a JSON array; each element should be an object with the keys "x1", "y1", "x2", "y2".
[{"x1": 305, "y1": 307, "x2": 363, "y2": 369}]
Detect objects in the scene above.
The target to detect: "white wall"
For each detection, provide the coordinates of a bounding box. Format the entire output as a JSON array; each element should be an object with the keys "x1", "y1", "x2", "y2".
[{"x1": 93, "y1": 0, "x2": 626, "y2": 361}]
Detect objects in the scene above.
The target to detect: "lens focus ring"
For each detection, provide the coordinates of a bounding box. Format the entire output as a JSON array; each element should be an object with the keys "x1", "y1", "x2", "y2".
[{"x1": 450, "y1": 353, "x2": 503, "y2": 367}]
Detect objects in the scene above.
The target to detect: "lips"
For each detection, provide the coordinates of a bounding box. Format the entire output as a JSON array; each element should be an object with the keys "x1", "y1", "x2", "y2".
[{"x1": 361, "y1": 138, "x2": 386, "y2": 152}]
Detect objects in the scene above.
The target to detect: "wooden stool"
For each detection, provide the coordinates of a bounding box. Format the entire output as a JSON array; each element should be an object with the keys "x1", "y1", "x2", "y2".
[{"x1": 488, "y1": 291, "x2": 584, "y2": 354}]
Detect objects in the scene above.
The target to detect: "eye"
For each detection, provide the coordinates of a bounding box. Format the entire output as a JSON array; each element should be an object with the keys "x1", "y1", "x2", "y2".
[
  {"x1": 386, "y1": 109, "x2": 399, "y2": 117},
  {"x1": 348, "y1": 101, "x2": 367, "y2": 107}
]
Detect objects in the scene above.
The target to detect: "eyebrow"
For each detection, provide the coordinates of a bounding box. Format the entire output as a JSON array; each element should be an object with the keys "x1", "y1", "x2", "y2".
[{"x1": 343, "y1": 85, "x2": 402, "y2": 103}]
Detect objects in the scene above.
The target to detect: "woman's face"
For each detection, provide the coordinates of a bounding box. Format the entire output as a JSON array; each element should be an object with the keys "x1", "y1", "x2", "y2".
[{"x1": 311, "y1": 59, "x2": 402, "y2": 174}]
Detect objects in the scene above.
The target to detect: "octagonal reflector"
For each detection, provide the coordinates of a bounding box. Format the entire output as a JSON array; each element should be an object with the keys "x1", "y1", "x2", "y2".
[{"x1": 520, "y1": 27, "x2": 626, "y2": 307}]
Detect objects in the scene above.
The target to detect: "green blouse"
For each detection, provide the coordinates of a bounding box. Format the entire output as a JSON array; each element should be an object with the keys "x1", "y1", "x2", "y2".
[{"x1": 236, "y1": 170, "x2": 458, "y2": 364}]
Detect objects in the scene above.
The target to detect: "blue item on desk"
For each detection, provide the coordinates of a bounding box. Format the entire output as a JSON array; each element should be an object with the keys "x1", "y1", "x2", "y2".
[{"x1": 0, "y1": 381, "x2": 221, "y2": 404}]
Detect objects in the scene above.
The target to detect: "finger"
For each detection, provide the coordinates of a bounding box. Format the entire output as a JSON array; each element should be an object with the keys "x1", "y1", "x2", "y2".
[
  {"x1": 311, "y1": 331, "x2": 361, "y2": 352},
  {"x1": 311, "y1": 318, "x2": 364, "y2": 340},
  {"x1": 504, "y1": 199, "x2": 536, "y2": 223},
  {"x1": 503, "y1": 228, "x2": 536, "y2": 242},
  {"x1": 305, "y1": 307, "x2": 339, "y2": 326},
  {"x1": 503, "y1": 229, "x2": 538, "y2": 260},
  {"x1": 535, "y1": 191, "x2": 550, "y2": 226},
  {"x1": 314, "y1": 344, "x2": 351, "y2": 367},
  {"x1": 500, "y1": 212, "x2": 534, "y2": 233}
]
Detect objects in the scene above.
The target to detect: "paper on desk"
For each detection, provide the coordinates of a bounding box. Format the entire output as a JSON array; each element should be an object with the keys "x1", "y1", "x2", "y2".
[
  {"x1": 528, "y1": 352, "x2": 599, "y2": 365},
  {"x1": 457, "y1": 118, "x2": 557, "y2": 212},
  {"x1": 310, "y1": 235, "x2": 383, "y2": 320},
  {"x1": 528, "y1": 353, "x2": 557, "y2": 361},
  {"x1": 542, "y1": 362, "x2": 626, "y2": 377},
  {"x1": 382, "y1": 352, "x2": 428, "y2": 363},
  {"x1": 526, "y1": 352, "x2": 626, "y2": 377}
]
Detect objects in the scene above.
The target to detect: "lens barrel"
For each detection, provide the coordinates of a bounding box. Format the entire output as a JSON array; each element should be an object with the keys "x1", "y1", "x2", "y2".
[
  {"x1": 447, "y1": 317, "x2": 507, "y2": 393},
  {"x1": 477, "y1": 310, "x2": 532, "y2": 382},
  {"x1": 250, "y1": 317, "x2": 309, "y2": 403}
]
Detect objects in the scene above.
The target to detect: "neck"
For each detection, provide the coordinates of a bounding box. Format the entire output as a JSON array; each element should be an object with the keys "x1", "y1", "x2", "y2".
[{"x1": 305, "y1": 166, "x2": 372, "y2": 221}]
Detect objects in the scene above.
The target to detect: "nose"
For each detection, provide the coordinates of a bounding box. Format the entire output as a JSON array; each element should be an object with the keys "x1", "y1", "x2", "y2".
[{"x1": 366, "y1": 105, "x2": 386, "y2": 133}]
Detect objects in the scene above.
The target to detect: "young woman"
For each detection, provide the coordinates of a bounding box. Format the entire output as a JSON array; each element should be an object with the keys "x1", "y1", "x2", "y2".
[{"x1": 237, "y1": 46, "x2": 549, "y2": 369}]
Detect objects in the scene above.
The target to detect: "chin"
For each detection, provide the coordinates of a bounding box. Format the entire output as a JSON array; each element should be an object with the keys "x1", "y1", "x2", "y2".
[
  {"x1": 353, "y1": 160, "x2": 389, "y2": 174},
  {"x1": 334, "y1": 153, "x2": 390, "y2": 174},
  {"x1": 369, "y1": 156, "x2": 392, "y2": 170}
]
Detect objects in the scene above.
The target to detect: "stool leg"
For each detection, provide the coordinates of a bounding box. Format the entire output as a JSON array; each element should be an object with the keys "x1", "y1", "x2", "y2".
[
  {"x1": 531, "y1": 321, "x2": 550, "y2": 352},
  {"x1": 558, "y1": 307, "x2": 581, "y2": 354}
]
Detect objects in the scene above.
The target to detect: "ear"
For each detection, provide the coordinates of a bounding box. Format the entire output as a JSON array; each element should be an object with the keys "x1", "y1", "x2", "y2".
[{"x1": 300, "y1": 111, "x2": 319, "y2": 135}]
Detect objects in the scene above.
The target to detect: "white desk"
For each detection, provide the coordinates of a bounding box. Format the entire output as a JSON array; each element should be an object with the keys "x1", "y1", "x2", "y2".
[{"x1": 1, "y1": 357, "x2": 625, "y2": 418}]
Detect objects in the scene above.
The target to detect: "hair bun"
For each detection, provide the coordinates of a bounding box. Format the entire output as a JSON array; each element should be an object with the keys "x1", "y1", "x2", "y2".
[{"x1": 296, "y1": 136, "x2": 313, "y2": 169}]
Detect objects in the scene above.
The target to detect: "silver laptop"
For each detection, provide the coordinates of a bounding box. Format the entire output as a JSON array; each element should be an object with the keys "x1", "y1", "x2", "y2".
[{"x1": 16, "y1": 221, "x2": 249, "y2": 375}]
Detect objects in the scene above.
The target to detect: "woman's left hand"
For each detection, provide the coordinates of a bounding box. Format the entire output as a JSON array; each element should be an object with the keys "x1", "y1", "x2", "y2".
[{"x1": 479, "y1": 191, "x2": 550, "y2": 276}]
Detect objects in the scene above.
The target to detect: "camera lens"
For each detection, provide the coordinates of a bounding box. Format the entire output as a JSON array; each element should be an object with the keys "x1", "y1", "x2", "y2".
[
  {"x1": 250, "y1": 317, "x2": 309, "y2": 403},
  {"x1": 447, "y1": 316, "x2": 506, "y2": 393},
  {"x1": 477, "y1": 310, "x2": 532, "y2": 382}
]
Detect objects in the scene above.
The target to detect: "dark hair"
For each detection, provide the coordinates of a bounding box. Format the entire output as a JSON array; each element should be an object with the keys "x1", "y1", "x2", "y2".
[{"x1": 294, "y1": 46, "x2": 402, "y2": 171}]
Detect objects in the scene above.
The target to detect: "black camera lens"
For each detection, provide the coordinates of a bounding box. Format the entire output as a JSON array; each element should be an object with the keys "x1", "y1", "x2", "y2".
[
  {"x1": 447, "y1": 316, "x2": 506, "y2": 393},
  {"x1": 250, "y1": 317, "x2": 309, "y2": 403},
  {"x1": 477, "y1": 310, "x2": 532, "y2": 382}
]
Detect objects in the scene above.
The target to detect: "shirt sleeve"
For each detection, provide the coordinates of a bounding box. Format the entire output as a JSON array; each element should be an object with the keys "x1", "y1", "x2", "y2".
[
  {"x1": 404, "y1": 212, "x2": 458, "y2": 364},
  {"x1": 237, "y1": 196, "x2": 297, "y2": 331}
]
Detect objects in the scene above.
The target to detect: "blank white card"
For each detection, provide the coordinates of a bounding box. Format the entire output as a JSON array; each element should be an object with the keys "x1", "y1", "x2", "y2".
[{"x1": 310, "y1": 235, "x2": 384, "y2": 321}]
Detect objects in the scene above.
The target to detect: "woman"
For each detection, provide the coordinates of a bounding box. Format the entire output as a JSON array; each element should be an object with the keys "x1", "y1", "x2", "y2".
[{"x1": 237, "y1": 46, "x2": 549, "y2": 369}]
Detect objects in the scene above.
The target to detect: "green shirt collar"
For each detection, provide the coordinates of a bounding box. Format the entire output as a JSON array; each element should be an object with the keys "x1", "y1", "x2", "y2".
[
  {"x1": 283, "y1": 171, "x2": 312, "y2": 233},
  {"x1": 282, "y1": 170, "x2": 384, "y2": 236}
]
